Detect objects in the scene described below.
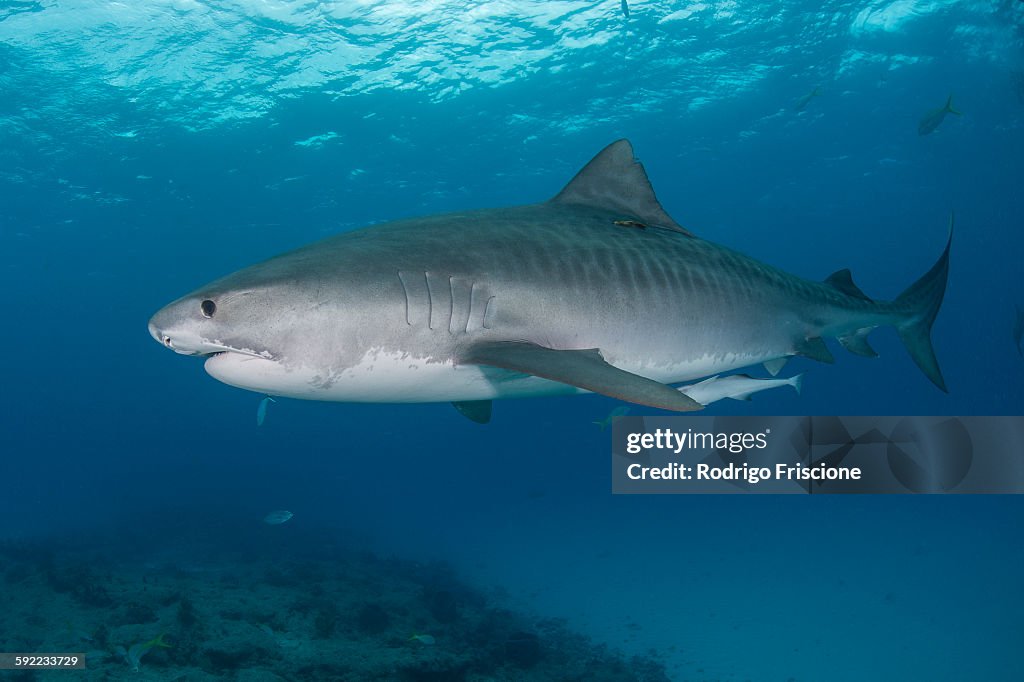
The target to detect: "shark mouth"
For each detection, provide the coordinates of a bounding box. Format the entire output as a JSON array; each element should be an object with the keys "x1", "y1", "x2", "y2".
[
  {"x1": 159, "y1": 334, "x2": 270, "y2": 361},
  {"x1": 162, "y1": 341, "x2": 235, "y2": 358},
  {"x1": 201, "y1": 346, "x2": 270, "y2": 360}
]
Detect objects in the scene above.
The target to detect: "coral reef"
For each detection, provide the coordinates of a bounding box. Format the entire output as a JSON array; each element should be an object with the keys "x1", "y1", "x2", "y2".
[{"x1": 0, "y1": 533, "x2": 671, "y2": 681}]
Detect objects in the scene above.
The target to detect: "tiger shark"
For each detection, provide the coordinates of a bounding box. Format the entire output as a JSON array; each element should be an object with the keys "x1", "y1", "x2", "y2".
[{"x1": 148, "y1": 140, "x2": 951, "y2": 423}]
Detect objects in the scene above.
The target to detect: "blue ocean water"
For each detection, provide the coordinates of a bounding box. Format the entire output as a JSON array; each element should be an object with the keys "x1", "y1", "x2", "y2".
[{"x1": 1, "y1": 1, "x2": 1023, "y2": 680}]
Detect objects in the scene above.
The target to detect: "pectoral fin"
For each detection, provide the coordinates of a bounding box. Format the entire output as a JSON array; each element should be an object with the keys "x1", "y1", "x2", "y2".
[
  {"x1": 461, "y1": 341, "x2": 703, "y2": 412},
  {"x1": 452, "y1": 400, "x2": 492, "y2": 424}
]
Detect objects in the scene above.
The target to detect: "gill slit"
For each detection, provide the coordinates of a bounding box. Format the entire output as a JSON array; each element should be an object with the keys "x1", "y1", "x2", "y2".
[
  {"x1": 424, "y1": 271, "x2": 433, "y2": 330},
  {"x1": 397, "y1": 271, "x2": 412, "y2": 326}
]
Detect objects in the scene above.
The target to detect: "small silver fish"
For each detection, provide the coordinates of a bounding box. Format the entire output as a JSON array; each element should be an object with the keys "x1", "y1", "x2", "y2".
[
  {"x1": 256, "y1": 396, "x2": 276, "y2": 426},
  {"x1": 263, "y1": 510, "x2": 293, "y2": 525},
  {"x1": 679, "y1": 373, "x2": 803, "y2": 406}
]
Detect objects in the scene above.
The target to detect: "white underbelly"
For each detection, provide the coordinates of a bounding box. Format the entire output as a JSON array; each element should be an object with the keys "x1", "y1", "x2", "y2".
[
  {"x1": 204, "y1": 347, "x2": 784, "y2": 403},
  {"x1": 635, "y1": 350, "x2": 781, "y2": 384},
  {"x1": 204, "y1": 349, "x2": 581, "y2": 402}
]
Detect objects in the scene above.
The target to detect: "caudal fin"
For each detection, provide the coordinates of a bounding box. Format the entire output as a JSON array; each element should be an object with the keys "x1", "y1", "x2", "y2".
[
  {"x1": 945, "y1": 95, "x2": 962, "y2": 116},
  {"x1": 894, "y1": 215, "x2": 953, "y2": 392}
]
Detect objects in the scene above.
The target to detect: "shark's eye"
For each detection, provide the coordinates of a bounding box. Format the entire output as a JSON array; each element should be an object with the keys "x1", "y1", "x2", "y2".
[{"x1": 200, "y1": 299, "x2": 217, "y2": 318}]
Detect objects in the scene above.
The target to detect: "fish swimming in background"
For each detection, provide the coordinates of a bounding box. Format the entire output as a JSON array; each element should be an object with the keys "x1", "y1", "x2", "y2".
[
  {"x1": 1014, "y1": 304, "x2": 1023, "y2": 357},
  {"x1": 263, "y1": 510, "x2": 293, "y2": 525},
  {"x1": 256, "y1": 395, "x2": 276, "y2": 426},
  {"x1": 918, "y1": 95, "x2": 962, "y2": 136},
  {"x1": 64, "y1": 621, "x2": 94, "y2": 643},
  {"x1": 793, "y1": 86, "x2": 820, "y2": 112},
  {"x1": 594, "y1": 405, "x2": 631, "y2": 430},
  {"x1": 621, "y1": 0, "x2": 630, "y2": 19},
  {"x1": 409, "y1": 634, "x2": 436, "y2": 645},
  {"x1": 679, "y1": 373, "x2": 803, "y2": 406},
  {"x1": 149, "y1": 140, "x2": 952, "y2": 424},
  {"x1": 116, "y1": 633, "x2": 171, "y2": 674}
]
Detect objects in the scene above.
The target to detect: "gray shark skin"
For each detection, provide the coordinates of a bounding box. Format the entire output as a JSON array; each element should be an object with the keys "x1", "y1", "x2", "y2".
[{"x1": 149, "y1": 140, "x2": 951, "y2": 420}]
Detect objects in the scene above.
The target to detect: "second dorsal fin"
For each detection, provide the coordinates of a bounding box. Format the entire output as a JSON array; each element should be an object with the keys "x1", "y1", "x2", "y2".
[{"x1": 551, "y1": 139, "x2": 692, "y2": 236}]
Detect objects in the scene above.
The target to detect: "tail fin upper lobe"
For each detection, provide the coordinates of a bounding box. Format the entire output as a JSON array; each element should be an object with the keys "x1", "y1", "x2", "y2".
[
  {"x1": 894, "y1": 216, "x2": 953, "y2": 392},
  {"x1": 945, "y1": 95, "x2": 963, "y2": 116}
]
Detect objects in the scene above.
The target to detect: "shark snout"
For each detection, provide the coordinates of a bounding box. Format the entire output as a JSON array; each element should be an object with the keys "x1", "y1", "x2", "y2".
[
  {"x1": 148, "y1": 314, "x2": 185, "y2": 354},
  {"x1": 148, "y1": 319, "x2": 175, "y2": 350},
  {"x1": 148, "y1": 306, "x2": 207, "y2": 355}
]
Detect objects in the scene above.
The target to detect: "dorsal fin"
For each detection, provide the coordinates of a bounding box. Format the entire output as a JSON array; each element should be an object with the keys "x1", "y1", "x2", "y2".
[
  {"x1": 824, "y1": 268, "x2": 873, "y2": 302},
  {"x1": 551, "y1": 139, "x2": 693, "y2": 236}
]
